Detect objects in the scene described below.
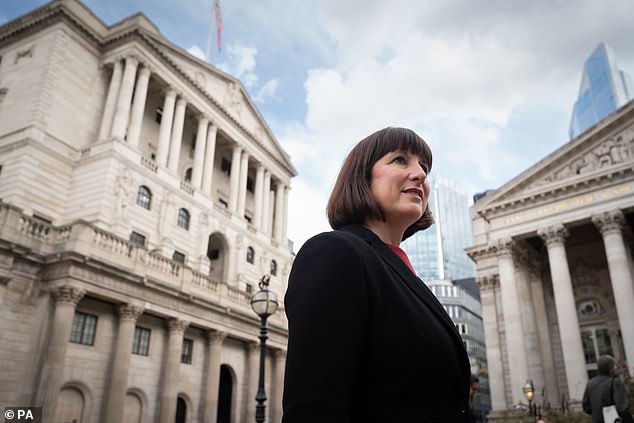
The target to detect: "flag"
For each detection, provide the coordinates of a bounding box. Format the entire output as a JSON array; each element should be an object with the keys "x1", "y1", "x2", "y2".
[{"x1": 215, "y1": 0, "x2": 222, "y2": 52}]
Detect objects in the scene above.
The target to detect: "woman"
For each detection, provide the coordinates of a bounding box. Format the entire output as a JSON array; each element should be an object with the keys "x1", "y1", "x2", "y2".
[{"x1": 282, "y1": 127, "x2": 471, "y2": 422}]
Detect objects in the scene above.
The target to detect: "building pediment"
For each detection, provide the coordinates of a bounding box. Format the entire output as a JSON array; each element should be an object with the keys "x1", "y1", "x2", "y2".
[{"x1": 474, "y1": 100, "x2": 634, "y2": 216}]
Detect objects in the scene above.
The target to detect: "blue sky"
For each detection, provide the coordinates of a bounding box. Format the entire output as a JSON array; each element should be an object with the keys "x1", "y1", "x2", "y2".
[{"x1": 2, "y1": 0, "x2": 634, "y2": 249}]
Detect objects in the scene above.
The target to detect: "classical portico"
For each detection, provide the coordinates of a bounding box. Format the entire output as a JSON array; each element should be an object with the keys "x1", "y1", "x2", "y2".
[{"x1": 467, "y1": 100, "x2": 634, "y2": 417}]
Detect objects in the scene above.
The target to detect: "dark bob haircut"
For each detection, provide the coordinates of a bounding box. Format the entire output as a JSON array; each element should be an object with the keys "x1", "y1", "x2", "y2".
[{"x1": 326, "y1": 127, "x2": 434, "y2": 241}]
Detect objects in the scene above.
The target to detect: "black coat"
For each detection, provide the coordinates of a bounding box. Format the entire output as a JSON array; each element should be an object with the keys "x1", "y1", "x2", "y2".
[{"x1": 282, "y1": 224, "x2": 471, "y2": 423}]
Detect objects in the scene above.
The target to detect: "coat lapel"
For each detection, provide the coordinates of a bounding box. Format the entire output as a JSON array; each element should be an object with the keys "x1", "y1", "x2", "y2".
[{"x1": 341, "y1": 224, "x2": 465, "y2": 347}]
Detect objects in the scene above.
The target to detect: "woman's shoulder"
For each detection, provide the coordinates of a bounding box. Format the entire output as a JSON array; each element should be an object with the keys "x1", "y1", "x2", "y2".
[{"x1": 298, "y1": 229, "x2": 368, "y2": 256}]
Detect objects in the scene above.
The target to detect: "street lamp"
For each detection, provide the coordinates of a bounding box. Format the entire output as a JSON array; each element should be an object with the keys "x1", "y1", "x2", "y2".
[
  {"x1": 250, "y1": 274, "x2": 279, "y2": 423},
  {"x1": 522, "y1": 380, "x2": 535, "y2": 419}
]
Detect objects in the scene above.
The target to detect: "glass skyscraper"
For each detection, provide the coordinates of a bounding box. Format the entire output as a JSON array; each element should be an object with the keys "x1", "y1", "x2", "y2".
[
  {"x1": 402, "y1": 172, "x2": 474, "y2": 281},
  {"x1": 569, "y1": 43, "x2": 633, "y2": 139}
]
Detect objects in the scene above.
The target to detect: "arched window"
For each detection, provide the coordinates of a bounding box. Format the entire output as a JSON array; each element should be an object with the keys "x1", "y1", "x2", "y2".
[
  {"x1": 246, "y1": 247, "x2": 254, "y2": 264},
  {"x1": 177, "y1": 208, "x2": 190, "y2": 230},
  {"x1": 270, "y1": 260, "x2": 277, "y2": 276},
  {"x1": 184, "y1": 167, "x2": 192, "y2": 183},
  {"x1": 136, "y1": 186, "x2": 152, "y2": 210}
]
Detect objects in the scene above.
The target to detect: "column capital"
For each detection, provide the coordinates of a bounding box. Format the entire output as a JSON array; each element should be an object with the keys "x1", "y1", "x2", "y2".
[
  {"x1": 476, "y1": 274, "x2": 499, "y2": 292},
  {"x1": 167, "y1": 318, "x2": 189, "y2": 333},
  {"x1": 123, "y1": 55, "x2": 139, "y2": 67},
  {"x1": 592, "y1": 210, "x2": 625, "y2": 236},
  {"x1": 538, "y1": 224, "x2": 569, "y2": 247},
  {"x1": 118, "y1": 304, "x2": 144, "y2": 321},
  {"x1": 247, "y1": 341, "x2": 259, "y2": 353},
  {"x1": 51, "y1": 285, "x2": 85, "y2": 305},
  {"x1": 175, "y1": 97, "x2": 188, "y2": 108},
  {"x1": 138, "y1": 65, "x2": 152, "y2": 78},
  {"x1": 273, "y1": 349, "x2": 287, "y2": 360},
  {"x1": 162, "y1": 87, "x2": 177, "y2": 98},
  {"x1": 207, "y1": 330, "x2": 227, "y2": 345},
  {"x1": 493, "y1": 238, "x2": 515, "y2": 258}
]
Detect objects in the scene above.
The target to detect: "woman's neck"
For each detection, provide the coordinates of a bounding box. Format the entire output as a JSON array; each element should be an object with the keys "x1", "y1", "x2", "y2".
[{"x1": 364, "y1": 219, "x2": 405, "y2": 245}]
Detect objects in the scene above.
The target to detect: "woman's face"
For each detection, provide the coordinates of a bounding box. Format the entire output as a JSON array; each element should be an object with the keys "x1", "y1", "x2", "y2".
[{"x1": 369, "y1": 150, "x2": 430, "y2": 228}]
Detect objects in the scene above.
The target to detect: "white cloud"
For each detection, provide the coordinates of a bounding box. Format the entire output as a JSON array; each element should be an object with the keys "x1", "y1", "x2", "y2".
[
  {"x1": 187, "y1": 45, "x2": 206, "y2": 61},
  {"x1": 217, "y1": 44, "x2": 259, "y2": 88},
  {"x1": 254, "y1": 79, "x2": 279, "y2": 103}
]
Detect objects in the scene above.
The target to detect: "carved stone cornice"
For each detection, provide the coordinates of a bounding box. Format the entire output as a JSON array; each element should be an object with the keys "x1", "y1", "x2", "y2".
[
  {"x1": 537, "y1": 224, "x2": 569, "y2": 247},
  {"x1": 494, "y1": 238, "x2": 515, "y2": 259},
  {"x1": 118, "y1": 303, "x2": 144, "y2": 321},
  {"x1": 465, "y1": 245, "x2": 497, "y2": 263},
  {"x1": 51, "y1": 284, "x2": 85, "y2": 305},
  {"x1": 167, "y1": 318, "x2": 189, "y2": 333},
  {"x1": 591, "y1": 210, "x2": 625, "y2": 236}
]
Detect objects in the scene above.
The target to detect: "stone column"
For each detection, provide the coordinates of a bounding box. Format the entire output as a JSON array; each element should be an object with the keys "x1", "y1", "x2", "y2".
[
  {"x1": 528, "y1": 258, "x2": 560, "y2": 408},
  {"x1": 203, "y1": 331, "x2": 226, "y2": 423},
  {"x1": 246, "y1": 341, "x2": 259, "y2": 423},
  {"x1": 202, "y1": 124, "x2": 217, "y2": 196},
  {"x1": 156, "y1": 88, "x2": 177, "y2": 167},
  {"x1": 273, "y1": 183, "x2": 285, "y2": 243},
  {"x1": 37, "y1": 285, "x2": 85, "y2": 423},
  {"x1": 104, "y1": 304, "x2": 144, "y2": 423},
  {"x1": 262, "y1": 171, "x2": 271, "y2": 235},
  {"x1": 167, "y1": 97, "x2": 187, "y2": 173},
  {"x1": 237, "y1": 151, "x2": 250, "y2": 218},
  {"x1": 514, "y1": 246, "x2": 545, "y2": 395},
  {"x1": 126, "y1": 66, "x2": 151, "y2": 148},
  {"x1": 478, "y1": 275, "x2": 507, "y2": 411},
  {"x1": 159, "y1": 318, "x2": 189, "y2": 423},
  {"x1": 592, "y1": 210, "x2": 634, "y2": 367},
  {"x1": 282, "y1": 186, "x2": 289, "y2": 245},
  {"x1": 272, "y1": 350, "x2": 286, "y2": 423},
  {"x1": 253, "y1": 165, "x2": 265, "y2": 230},
  {"x1": 98, "y1": 60, "x2": 123, "y2": 141},
  {"x1": 268, "y1": 190, "x2": 275, "y2": 236},
  {"x1": 538, "y1": 225, "x2": 588, "y2": 401},
  {"x1": 228, "y1": 145, "x2": 242, "y2": 213},
  {"x1": 192, "y1": 116, "x2": 209, "y2": 190},
  {"x1": 495, "y1": 239, "x2": 529, "y2": 405},
  {"x1": 111, "y1": 56, "x2": 139, "y2": 141}
]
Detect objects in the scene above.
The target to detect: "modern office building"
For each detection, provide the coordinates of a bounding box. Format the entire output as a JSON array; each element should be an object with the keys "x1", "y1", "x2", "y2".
[
  {"x1": 402, "y1": 172, "x2": 475, "y2": 281},
  {"x1": 0, "y1": 1, "x2": 296, "y2": 423},
  {"x1": 468, "y1": 99, "x2": 634, "y2": 420},
  {"x1": 569, "y1": 42, "x2": 633, "y2": 139}
]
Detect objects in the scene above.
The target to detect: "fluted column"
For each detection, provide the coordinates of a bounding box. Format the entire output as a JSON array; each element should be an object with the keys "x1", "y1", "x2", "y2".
[
  {"x1": 253, "y1": 165, "x2": 265, "y2": 230},
  {"x1": 592, "y1": 210, "x2": 634, "y2": 366},
  {"x1": 495, "y1": 238, "x2": 529, "y2": 405},
  {"x1": 237, "y1": 151, "x2": 250, "y2": 218},
  {"x1": 528, "y1": 258, "x2": 560, "y2": 407},
  {"x1": 203, "y1": 331, "x2": 226, "y2": 423},
  {"x1": 159, "y1": 318, "x2": 189, "y2": 423},
  {"x1": 167, "y1": 97, "x2": 187, "y2": 173},
  {"x1": 192, "y1": 116, "x2": 209, "y2": 190},
  {"x1": 262, "y1": 171, "x2": 271, "y2": 235},
  {"x1": 478, "y1": 275, "x2": 506, "y2": 410},
  {"x1": 104, "y1": 304, "x2": 144, "y2": 423},
  {"x1": 37, "y1": 285, "x2": 86, "y2": 423},
  {"x1": 268, "y1": 190, "x2": 275, "y2": 236},
  {"x1": 538, "y1": 225, "x2": 587, "y2": 401},
  {"x1": 156, "y1": 88, "x2": 177, "y2": 167},
  {"x1": 272, "y1": 350, "x2": 286, "y2": 423},
  {"x1": 273, "y1": 183, "x2": 284, "y2": 242},
  {"x1": 514, "y1": 246, "x2": 545, "y2": 394},
  {"x1": 98, "y1": 60, "x2": 123, "y2": 141},
  {"x1": 246, "y1": 341, "x2": 259, "y2": 423},
  {"x1": 202, "y1": 124, "x2": 217, "y2": 196},
  {"x1": 111, "y1": 56, "x2": 139, "y2": 141},
  {"x1": 228, "y1": 146, "x2": 242, "y2": 213},
  {"x1": 282, "y1": 186, "x2": 289, "y2": 244},
  {"x1": 126, "y1": 66, "x2": 151, "y2": 148}
]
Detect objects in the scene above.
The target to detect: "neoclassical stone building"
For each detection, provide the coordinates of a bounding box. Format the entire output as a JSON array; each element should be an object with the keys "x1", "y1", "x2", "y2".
[
  {"x1": 0, "y1": 1, "x2": 296, "y2": 422},
  {"x1": 467, "y1": 100, "x2": 634, "y2": 418}
]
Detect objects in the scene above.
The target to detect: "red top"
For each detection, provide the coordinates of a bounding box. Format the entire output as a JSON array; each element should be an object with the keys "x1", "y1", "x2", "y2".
[{"x1": 387, "y1": 244, "x2": 416, "y2": 275}]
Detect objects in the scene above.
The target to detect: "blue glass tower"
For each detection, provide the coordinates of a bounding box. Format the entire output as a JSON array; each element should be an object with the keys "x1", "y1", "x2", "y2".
[
  {"x1": 570, "y1": 43, "x2": 633, "y2": 139},
  {"x1": 402, "y1": 173, "x2": 474, "y2": 281}
]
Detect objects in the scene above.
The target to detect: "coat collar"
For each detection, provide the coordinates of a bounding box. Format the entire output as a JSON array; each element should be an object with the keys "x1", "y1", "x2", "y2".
[{"x1": 340, "y1": 223, "x2": 466, "y2": 347}]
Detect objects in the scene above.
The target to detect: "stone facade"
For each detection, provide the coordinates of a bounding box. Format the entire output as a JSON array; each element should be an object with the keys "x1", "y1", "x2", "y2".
[
  {"x1": 0, "y1": 1, "x2": 295, "y2": 422},
  {"x1": 467, "y1": 100, "x2": 634, "y2": 418}
]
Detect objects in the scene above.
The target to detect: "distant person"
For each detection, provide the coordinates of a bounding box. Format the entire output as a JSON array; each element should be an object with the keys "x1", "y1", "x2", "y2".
[
  {"x1": 469, "y1": 374, "x2": 479, "y2": 423},
  {"x1": 282, "y1": 127, "x2": 471, "y2": 422},
  {"x1": 582, "y1": 355, "x2": 633, "y2": 423}
]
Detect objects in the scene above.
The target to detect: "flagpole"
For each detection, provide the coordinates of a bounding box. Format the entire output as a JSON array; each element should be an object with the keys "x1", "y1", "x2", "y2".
[{"x1": 205, "y1": 5, "x2": 214, "y2": 62}]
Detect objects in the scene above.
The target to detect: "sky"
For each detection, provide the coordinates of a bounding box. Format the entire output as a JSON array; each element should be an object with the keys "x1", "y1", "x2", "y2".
[{"x1": 2, "y1": 0, "x2": 634, "y2": 251}]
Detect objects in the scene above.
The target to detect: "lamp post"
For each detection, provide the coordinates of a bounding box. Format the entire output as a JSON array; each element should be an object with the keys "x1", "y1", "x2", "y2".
[
  {"x1": 250, "y1": 275, "x2": 278, "y2": 423},
  {"x1": 522, "y1": 380, "x2": 535, "y2": 420}
]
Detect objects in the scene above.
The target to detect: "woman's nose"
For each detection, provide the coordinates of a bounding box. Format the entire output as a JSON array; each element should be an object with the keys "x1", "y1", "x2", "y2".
[{"x1": 410, "y1": 162, "x2": 426, "y2": 182}]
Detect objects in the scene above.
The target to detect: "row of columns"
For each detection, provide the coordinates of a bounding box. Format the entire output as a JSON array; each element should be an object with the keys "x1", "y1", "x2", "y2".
[
  {"x1": 481, "y1": 209, "x2": 634, "y2": 410},
  {"x1": 36, "y1": 284, "x2": 287, "y2": 423},
  {"x1": 98, "y1": 56, "x2": 290, "y2": 243}
]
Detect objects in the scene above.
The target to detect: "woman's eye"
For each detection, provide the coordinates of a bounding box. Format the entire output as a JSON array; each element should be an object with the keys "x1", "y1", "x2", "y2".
[{"x1": 393, "y1": 156, "x2": 406, "y2": 164}]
